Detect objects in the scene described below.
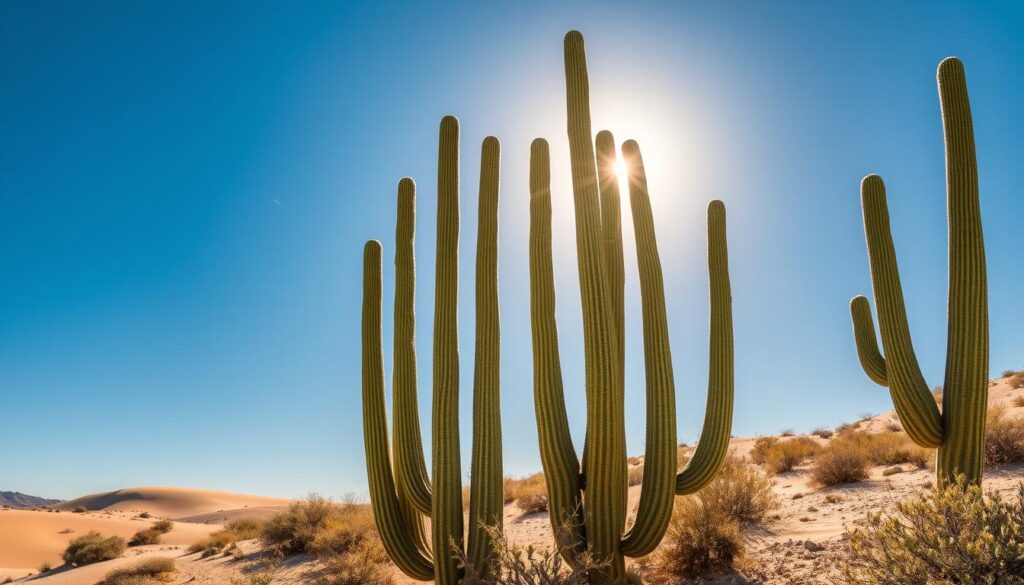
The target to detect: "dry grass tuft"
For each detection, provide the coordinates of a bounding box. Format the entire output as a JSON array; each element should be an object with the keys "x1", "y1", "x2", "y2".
[
  {"x1": 652, "y1": 496, "x2": 742, "y2": 579},
  {"x1": 763, "y1": 437, "x2": 821, "y2": 474},
  {"x1": 985, "y1": 405, "x2": 1024, "y2": 467},
  {"x1": 189, "y1": 518, "x2": 265, "y2": 556},
  {"x1": 99, "y1": 557, "x2": 176, "y2": 585},
  {"x1": 458, "y1": 523, "x2": 601, "y2": 585},
  {"x1": 811, "y1": 439, "x2": 869, "y2": 487},
  {"x1": 811, "y1": 427, "x2": 834, "y2": 439}
]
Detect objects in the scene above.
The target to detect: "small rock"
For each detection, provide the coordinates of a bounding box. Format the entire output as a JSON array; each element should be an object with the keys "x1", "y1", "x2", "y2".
[{"x1": 804, "y1": 539, "x2": 823, "y2": 552}]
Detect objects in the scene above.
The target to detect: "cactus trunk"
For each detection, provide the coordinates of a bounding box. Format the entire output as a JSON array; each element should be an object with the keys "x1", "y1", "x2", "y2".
[
  {"x1": 848, "y1": 57, "x2": 987, "y2": 487},
  {"x1": 363, "y1": 118, "x2": 504, "y2": 582},
  {"x1": 530, "y1": 31, "x2": 736, "y2": 584}
]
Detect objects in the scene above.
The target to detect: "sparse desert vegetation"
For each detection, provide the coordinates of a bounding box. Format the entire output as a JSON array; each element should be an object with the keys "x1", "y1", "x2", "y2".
[
  {"x1": 984, "y1": 405, "x2": 1024, "y2": 466},
  {"x1": 98, "y1": 557, "x2": 177, "y2": 585},
  {"x1": 845, "y1": 479, "x2": 1024, "y2": 584},
  {"x1": 129, "y1": 519, "x2": 174, "y2": 546},
  {"x1": 62, "y1": 531, "x2": 127, "y2": 566}
]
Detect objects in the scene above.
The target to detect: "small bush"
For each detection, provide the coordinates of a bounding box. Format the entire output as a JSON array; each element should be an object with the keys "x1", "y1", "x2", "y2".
[
  {"x1": 38, "y1": 562, "x2": 52, "y2": 574},
  {"x1": 189, "y1": 518, "x2": 265, "y2": 555},
  {"x1": 985, "y1": 405, "x2": 1024, "y2": 466},
  {"x1": 748, "y1": 436, "x2": 778, "y2": 465},
  {"x1": 699, "y1": 456, "x2": 779, "y2": 526},
  {"x1": 515, "y1": 493, "x2": 549, "y2": 515},
  {"x1": 627, "y1": 464, "x2": 644, "y2": 487},
  {"x1": 1002, "y1": 369, "x2": 1017, "y2": 378},
  {"x1": 811, "y1": 441, "x2": 869, "y2": 487},
  {"x1": 844, "y1": 478, "x2": 1024, "y2": 584},
  {"x1": 72, "y1": 507, "x2": 87, "y2": 513},
  {"x1": 810, "y1": 427, "x2": 833, "y2": 439},
  {"x1": 99, "y1": 557, "x2": 176, "y2": 585},
  {"x1": 885, "y1": 420, "x2": 902, "y2": 433},
  {"x1": 459, "y1": 523, "x2": 603, "y2": 585},
  {"x1": 138, "y1": 511, "x2": 151, "y2": 519},
  {"x1": 152, "y1": 520, "x2": 173, "y2": 533},
  {"x1": 652, "y1": 496, "x2": 742, "y2": 578},
  {"x1": 764, "y1": 437, "x2": 821, "y2": 474},
  {"x1": 262, "y1": 494, "x2": 375, "y2": 558},
  {"x1": 503, "y1": 473, "x2": 547, "y2": 505},
  {"x1": 779, "y1": 428, "x2": 795, "y2": 437},
  {"x1": 128, "y1": 528, "x2": 162, "y2": 546},
  {"x1": 1013, "y1": 395, "x2": 1024, "y2": 408},
  {"x1": 1010, "y1": 373, "x2": 1024, "y2": 390},
  {"x1": 318, "y1": 539, "x2": 393, "y2": 585},
  {"x1": 62, "y1": 531, "x2": 126, "y2": 566}
]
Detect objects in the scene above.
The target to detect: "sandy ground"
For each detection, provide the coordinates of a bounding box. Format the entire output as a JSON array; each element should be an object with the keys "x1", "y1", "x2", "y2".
[{"x1": 5, "y1": 376, "x2": 1023, "y2": 584}]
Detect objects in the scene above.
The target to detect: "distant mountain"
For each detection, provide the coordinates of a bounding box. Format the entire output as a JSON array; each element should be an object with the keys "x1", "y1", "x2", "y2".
[{"x1": 0, "y1": 491, "x2": 62, "y2": 509}]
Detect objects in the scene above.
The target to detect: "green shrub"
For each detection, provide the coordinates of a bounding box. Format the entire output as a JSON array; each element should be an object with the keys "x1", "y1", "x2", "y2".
[
  {"x1": 62, "y1": 531, "x2": 126, "y2": 566},
  {"x1": 845, "y1": 479, "x2": 1024, "y2": 584}
]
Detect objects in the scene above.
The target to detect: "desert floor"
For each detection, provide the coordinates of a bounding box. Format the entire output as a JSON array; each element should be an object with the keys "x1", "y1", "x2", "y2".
[{"x1": 3, "y1": 376, "x2": 1023, "y2": 584}]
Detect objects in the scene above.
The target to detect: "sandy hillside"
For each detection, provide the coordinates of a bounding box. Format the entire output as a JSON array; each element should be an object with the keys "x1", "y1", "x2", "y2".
[
  {"x1": 0, "y1": 508, "x2": 219, "y2": 580},
  {"x1": 55, "y1": 486, "x2": 293, "y2": 520}
]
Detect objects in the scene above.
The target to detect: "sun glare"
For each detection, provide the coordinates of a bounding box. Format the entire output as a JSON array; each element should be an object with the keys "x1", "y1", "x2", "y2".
[{"x1": 613, "y1": 156, "x2": 629, "y2": 192}]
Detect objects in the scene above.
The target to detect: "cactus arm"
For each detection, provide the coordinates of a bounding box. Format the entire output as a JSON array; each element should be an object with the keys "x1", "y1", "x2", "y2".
[
  {"x1": 936, "y1": 57, "x2": 987, "y2": 485},
  {"x1": 564, "y1": 30, "x2": 627, "y2": 583},
  {"x1": 617, "y1": 140, "x2": 678, "y2": 557},
  {"x1": 676, "y1": 201, "x2": 735, "y2": 495},
  {"x1": 595, "y1": 129, "x2": 628, "y2": 529},
  {"x1": 860, "y1": 175, "x2": 944, "y2": 448},
  {"x1": 392, "y1": 178, "x2": 433, "y2": 518},
  {"x1": 529, "y1": 137, "x2": 588, "y2": 566},
  {"x1": 849, "y1": 296, "x2": 888, "y2": 386},
  {"x1": 362, "y1": 241, "x2": 435, "y2": 581},
  {"x1": 430, "y1": 115, "x2": 463, "y2": 585},
  {"x1": 467, "y1": 137, "x2": 503, "y2": 578}
]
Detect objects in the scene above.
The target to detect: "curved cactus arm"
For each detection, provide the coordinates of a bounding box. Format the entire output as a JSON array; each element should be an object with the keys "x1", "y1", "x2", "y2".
[
  {"x1": 676, "y1": 201, "x2": 735, "y2": 495},
  {"x1": 860, "y1": 175, "x2": 944, "y2": 448},
  {"x1": 936, "y1": 57, "x2": 987, "y2": 485},
  {"x1": 467, "y1": 136, "x2": 504, "y2": 578},
  {"x1": 564, "y1": 30, "x2": 627, "y2": 583},
  {"x1": 431, "y1": 115, "x2": 464, "y2": 585},
  {"x1": 618, "y1": 140, "x2": 677, "y2": 558},
  {"x1": 362, "y1": 241, "x2": 435, "y2": 581},
  {"x1": 529, "y1": 137, "x2": 588, "y2": 566},
  {"x1": 849, "y1": 296, "x2": 889, "y2": 386},
  {"x1": 595, "y1": 129, "x2": 628, "y2": 529},
  {"x1": 392, "y1": 178, "x2": 433, "y2": 518}
]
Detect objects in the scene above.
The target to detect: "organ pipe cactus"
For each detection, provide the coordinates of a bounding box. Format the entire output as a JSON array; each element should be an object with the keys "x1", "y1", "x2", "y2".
[
  {"x1": 363, "y1": 117, "x2": 503, "y2": 583},
  {"x1": 529, "y1": 31, "x2": 734, "y2": 584},
  {"x1": 849, "y1": 57, "x2": 988, "y2": 487}
]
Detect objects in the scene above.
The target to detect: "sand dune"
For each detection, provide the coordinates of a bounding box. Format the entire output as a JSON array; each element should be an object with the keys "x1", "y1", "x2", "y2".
[
  {"x1": 54, "y1": 486, "x2": 293, "y2": 520},
  {"x1": 0, "y1": 508, "x2": 219, "y2": 580}
]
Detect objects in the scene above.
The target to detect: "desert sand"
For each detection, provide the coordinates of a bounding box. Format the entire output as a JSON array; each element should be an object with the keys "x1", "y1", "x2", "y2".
[{"x1": 5, "y1": 376, "x2": 1023, "y2": 584}]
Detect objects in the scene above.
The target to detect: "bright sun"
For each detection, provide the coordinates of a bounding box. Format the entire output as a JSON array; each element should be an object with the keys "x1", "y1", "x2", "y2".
[{"x1": 613, "y1": 156, "x2": 629, "y2": 191}]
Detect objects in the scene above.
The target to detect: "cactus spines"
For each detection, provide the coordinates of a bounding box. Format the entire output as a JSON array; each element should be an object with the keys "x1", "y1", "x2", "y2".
[
  {"x1": 362, "y1": 239, "x2": 434, "y2": 581},
  {"x1": 467, "y1": 135, "x2": 503, "y2": 577},
  {"x1": 849, "y1": 57, "x2": 988, "y2": 486},
  {"x1": 363, "y1": 117, "x2": 503, "y2": 583},
  {"x1": 530, "y1": 31, "x2": 735, "y2": 584}
]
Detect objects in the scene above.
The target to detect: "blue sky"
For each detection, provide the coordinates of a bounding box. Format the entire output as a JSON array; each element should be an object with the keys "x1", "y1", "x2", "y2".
[{"x1": 2, "y1": 1, "x2": 1023, "y2": 500}]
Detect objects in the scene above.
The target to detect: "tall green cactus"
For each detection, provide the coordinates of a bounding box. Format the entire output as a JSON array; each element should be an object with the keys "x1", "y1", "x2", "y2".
[
  {"x1": 363, "y1": 116, "x2": 503, "y2": 584},
  {"x1": 849, "y1": 57, "x2": 988, "y2": 487},
  {"x1": 529, "y1": 31, "x2": 735, "y2": 584}
]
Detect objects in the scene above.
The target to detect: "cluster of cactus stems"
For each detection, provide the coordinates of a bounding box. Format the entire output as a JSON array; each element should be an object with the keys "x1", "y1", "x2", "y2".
[
  {"x1": 529, "y1": 31, "x2": 734, "y2": 584},
  {"x1": 850, "y1": 57, "x2": 988, "y2": 487},
  {"x1": 362, "y1": 117, "x2": 503, "y2": 584}
]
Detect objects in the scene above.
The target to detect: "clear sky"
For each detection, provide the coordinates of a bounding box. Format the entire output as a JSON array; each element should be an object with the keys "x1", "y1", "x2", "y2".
[{"x1": 2, "y1": 1, "x2": 1023, "y2": 501}]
